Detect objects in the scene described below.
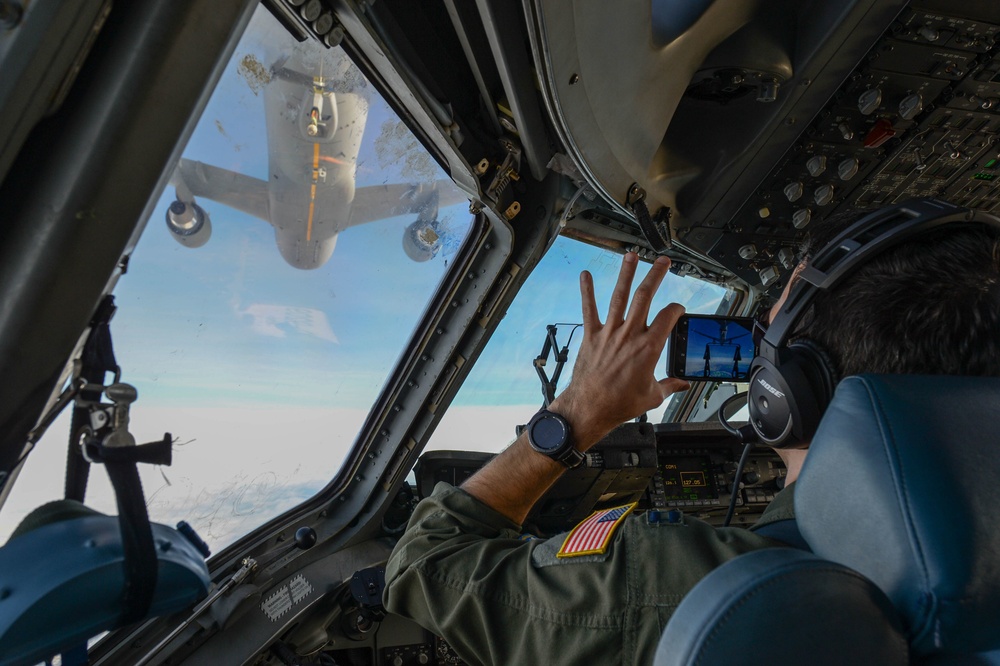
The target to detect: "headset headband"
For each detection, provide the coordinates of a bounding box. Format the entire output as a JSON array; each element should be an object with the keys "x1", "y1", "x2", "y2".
[{"x1": 758, "y1": 198, "x2": 1000, "y2": 365}]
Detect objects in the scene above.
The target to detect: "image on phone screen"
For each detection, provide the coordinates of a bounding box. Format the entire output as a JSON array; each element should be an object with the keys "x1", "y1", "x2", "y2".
[{"x1": 669, "y1": 315, "x2": 755, "y2": 381}]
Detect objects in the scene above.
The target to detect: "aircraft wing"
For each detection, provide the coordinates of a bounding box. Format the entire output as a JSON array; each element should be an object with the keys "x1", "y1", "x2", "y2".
[
  {"x1": 172, "y1": 158, "x2": 271, "y2": 223},
  {"x1": 347, "y1": 179, "x2": 468, "y2": 228}
]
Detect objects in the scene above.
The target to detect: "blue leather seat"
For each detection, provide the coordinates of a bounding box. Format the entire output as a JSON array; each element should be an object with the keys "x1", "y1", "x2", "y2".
[
  {"x1": 0, "y1": 501, "x2": 210, "y2": 665},
  {"x1": 655, "y1": 375, "x2": 1000, "y2": 665}
]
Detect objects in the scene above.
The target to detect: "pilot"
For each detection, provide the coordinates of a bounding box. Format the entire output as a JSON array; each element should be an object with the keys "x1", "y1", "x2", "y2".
[{"x1": 384, "y1": 206, "x2": 1000, "y2": 665}]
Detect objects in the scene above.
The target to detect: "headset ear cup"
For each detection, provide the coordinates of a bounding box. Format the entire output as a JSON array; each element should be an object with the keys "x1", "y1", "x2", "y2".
[
  {"x1": 785, "y1": 338, "x2": 839, "y2": 443},
  {"x1": 789, "y1": 338, "x2": 838, "y2": 408},
  {"x1": 748, "y1": 339, "x2": 839, "y2": 448},
  {"x1": 748, "y1": 357, "x2": 796, "y2": 446}
]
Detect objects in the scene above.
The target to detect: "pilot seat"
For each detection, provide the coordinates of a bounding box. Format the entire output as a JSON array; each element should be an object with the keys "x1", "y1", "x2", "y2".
[{"x1": 654, "y1": 374, "x2": 1000, "y2": 665}]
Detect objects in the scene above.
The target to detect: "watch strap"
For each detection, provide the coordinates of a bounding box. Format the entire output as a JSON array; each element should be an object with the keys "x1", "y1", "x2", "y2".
[{"x1": 555, "y1": 446, "x2": 585, "y2": 469}]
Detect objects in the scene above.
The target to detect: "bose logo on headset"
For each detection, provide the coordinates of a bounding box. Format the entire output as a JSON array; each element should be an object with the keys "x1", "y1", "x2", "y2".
[
  {"x1": 747, "y1": 198, "x2": 1000, "y2": 448},
  {"x1": 756, "y1": 378, "x2": 785, "y2": 399}
]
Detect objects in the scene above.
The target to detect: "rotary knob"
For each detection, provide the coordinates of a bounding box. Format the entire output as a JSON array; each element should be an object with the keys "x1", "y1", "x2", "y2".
[
  {"x1": 778, "y1": 247, "x2": 797, "y2": 270},
  {"x1": 838, "y1": 157, "x2": 860, "y2": 181},
  {"x1": 898, "y1": 93, "x2": 924, "y2": 121},
  {"x1": 917, "y1": 25, "x2": 940, "y2": 42},
  {"x1": 758, "y1": 265, "x2": 780, "y2": 287},
  {"x1": 806, "y1": 155, "x2": 827, "y2": 177},
  {"x1": 792, "y1": 208, "x2": 812, "y2": 229},
  {"x1": 783, "y1": 181, "x2": 804, "y2": 202},
  {"x1": 858, "y1": 88, "x2": 882, "y2": 116},
  {"x1": 814, "y1": 184, "x2": 835, "y2": 206}
]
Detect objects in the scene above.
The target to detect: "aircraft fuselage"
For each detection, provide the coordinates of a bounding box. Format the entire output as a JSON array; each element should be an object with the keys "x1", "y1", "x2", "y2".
[{"x1": 263, "y1": 55, "x2": 367, "y2": 269}]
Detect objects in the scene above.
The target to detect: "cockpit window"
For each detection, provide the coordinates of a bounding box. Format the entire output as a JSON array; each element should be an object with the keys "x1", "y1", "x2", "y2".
[
  {"x1": 429, "y1": 237, "x2": 728, "y2": 454},
  {"x1": 0, "y1": 6, "x2": 471, "y2": 552}
]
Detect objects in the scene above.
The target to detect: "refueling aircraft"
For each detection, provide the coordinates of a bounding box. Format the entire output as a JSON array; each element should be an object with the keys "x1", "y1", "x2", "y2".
[{"x1": 164, "y1": 38, "x2": 465, "y2": 269}]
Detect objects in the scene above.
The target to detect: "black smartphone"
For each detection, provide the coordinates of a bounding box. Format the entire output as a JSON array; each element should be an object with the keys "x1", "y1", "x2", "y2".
[{"x1": 667, "y1": 314, "x2": 756, "y2": 381}]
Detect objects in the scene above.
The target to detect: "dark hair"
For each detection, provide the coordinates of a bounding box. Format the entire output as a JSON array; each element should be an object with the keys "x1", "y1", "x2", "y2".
[{"x1": 791, "y1": 210, "x2": 1000, "y2": 378}]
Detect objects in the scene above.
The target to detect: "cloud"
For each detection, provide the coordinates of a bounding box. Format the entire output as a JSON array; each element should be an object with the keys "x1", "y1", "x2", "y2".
[
  {"x1": 241, "y1": 304, "x2": 339, "y2": 343},
  {"x1": 0, "y1": 406, "x2": 369, "y2": 552}
]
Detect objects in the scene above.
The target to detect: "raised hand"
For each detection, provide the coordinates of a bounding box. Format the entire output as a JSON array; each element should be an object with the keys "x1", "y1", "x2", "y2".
[{"x1": 549, "y1": 253, "x2": 690, "y2": 450}]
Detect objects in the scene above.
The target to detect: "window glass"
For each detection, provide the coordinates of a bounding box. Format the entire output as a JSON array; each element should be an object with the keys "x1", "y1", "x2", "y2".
[
  {"x1": 0, "y1": 6, "x2": 471, "y2": 552},
  {"x1": 430, "y1": 237, "x2": 728, "y2": 454}
]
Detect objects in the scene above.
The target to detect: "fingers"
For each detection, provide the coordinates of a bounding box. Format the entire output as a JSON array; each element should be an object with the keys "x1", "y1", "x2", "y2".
[
  {"x1": 658, "y1": 377, "x2": 691, "y2": 398},
  {"x1": 606, "y1": 252, "x2": 638, "y2": 323},
  {"x1": 579, "y1": 270, "x2": 600, "y2": 331},
  {"x1": 625, "y1": 256, "x2": 671, "y2": 328},
  {"x1": 648, "y1": 302, "x2": 686, "y2": 346}
]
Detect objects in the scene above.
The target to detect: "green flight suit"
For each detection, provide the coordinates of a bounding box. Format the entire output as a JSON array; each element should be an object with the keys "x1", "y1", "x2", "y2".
[{"x1": 385, "y1": 482, "x2": 795, "y2": 666}]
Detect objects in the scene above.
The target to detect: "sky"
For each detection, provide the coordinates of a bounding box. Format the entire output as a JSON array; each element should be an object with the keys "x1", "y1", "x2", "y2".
[{"x1": 0, "y1": 7, "x2": 727, "y2": 551}]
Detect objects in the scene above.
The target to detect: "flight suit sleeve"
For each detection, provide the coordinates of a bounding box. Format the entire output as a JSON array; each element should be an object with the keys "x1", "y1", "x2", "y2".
[
  {"x1": 384, "y1": 482, "x2": 787, "y2": 665},
  {"x1": 384, "y1": 482, "x2": 633, "y2": 666}
]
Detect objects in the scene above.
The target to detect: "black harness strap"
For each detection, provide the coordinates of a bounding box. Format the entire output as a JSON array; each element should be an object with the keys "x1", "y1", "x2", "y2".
[
  {"x1": 66, "y1": 296, "x2": 119, "y2": 503},
  {"x1": 63, "y1": 295, "x2": 174, "y2": 624},
  {"x1": 90, "y1": 435, "x2": 172, "y2": 625},
  {"x1": 86, "y1": 432, "x2": 172, "y2": 626},
  {"x1": 106, "y1": 459, "x2": 158, "y2": 624}
]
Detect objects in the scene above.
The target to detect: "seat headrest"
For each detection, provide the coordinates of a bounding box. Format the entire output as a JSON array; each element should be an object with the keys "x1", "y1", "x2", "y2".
[
  {"x1": 654, "y1": 548, "x2": 908, "y2": 666},
  {"x1": 798, "y1": 374, "x2": 1000, "y2": 656}
]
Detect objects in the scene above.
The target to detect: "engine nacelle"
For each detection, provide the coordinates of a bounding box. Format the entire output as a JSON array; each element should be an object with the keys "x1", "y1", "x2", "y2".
[
  {"x1": 402, "y1": 218, "x2": 441, "y2": 262},
  {"x1": 165, "y1": 199, "x2": 212, "y2": 249}
]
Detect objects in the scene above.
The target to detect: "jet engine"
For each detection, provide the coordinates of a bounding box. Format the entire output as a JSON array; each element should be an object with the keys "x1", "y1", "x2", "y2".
[
  {"x1": 402, "y1": 218, "x2": 442, "y2": 262},
  {"x1": 165, "y1": 199, "x2": 212, "y2": 248}
]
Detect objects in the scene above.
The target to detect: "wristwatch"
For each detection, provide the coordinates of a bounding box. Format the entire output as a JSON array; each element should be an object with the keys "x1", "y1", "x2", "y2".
[{"x1": 526, "y1": 408, "x2": 585, "y2": 468}]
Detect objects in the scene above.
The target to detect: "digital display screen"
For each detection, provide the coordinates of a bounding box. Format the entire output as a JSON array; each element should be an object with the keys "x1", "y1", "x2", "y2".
[
  {"x1": 682, "y1": 316, "x2": 753, "y2": 380},
  {"x1": 660, "y1": 457, "x2": 718, "y2": 501}
]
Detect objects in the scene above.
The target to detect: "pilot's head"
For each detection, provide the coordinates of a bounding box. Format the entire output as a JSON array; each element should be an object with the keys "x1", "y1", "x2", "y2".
[
  {"x1": 753, "y1": 203, "x2": 1000, "y2": 477},
  {"x1": 785, "y1": 215, "x2": 1000, "y2": 379}
]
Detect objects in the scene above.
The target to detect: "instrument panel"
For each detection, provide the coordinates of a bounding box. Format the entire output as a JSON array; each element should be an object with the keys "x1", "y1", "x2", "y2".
[{"x1": 417, "y1": 421, "x2": 785, "y2": 535}]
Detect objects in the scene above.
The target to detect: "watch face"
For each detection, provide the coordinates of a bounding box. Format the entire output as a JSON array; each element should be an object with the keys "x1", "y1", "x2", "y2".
[{"x1": 530, "y1": 414, "x2": 568, "y2": 453}]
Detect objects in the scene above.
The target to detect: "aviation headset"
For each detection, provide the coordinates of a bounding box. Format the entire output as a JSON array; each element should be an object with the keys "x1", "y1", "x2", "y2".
[{"x1": 748, "y1": 197, "x2": 1000, "y2": 448}]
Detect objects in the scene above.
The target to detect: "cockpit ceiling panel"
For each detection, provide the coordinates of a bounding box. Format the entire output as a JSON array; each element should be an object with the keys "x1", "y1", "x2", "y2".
[
  {"x1": 702, "y1": 5, "x2": 1000, "y2": 291},
  {"x1": 531, "y1": 0, "x2": 1000, "y2": 292}
]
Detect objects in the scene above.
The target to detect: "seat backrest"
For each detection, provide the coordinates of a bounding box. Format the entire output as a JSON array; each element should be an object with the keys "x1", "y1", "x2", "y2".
[
  {"x1": 798, "y1": 375, "x2": 1000, "y2": 657},
  {"x1": 655, "y1": 375, "x2": 1000, "y2": 665},
  {"x1": 654, "y1": 547, "x2": 909, "y2": 666},
  {"x1": 0, "y1": 501, "x2": 210, "y2": 665}
]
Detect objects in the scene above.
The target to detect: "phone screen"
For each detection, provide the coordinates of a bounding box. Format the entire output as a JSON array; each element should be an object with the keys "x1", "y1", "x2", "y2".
[{"x1": 668, "y1": 315, "x2": 755, "y2": 381}]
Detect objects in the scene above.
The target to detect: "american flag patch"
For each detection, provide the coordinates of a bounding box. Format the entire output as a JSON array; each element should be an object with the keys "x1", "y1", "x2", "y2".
[{"x1": 556, "y1": 503, "x2": 636, "y2": 558}]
